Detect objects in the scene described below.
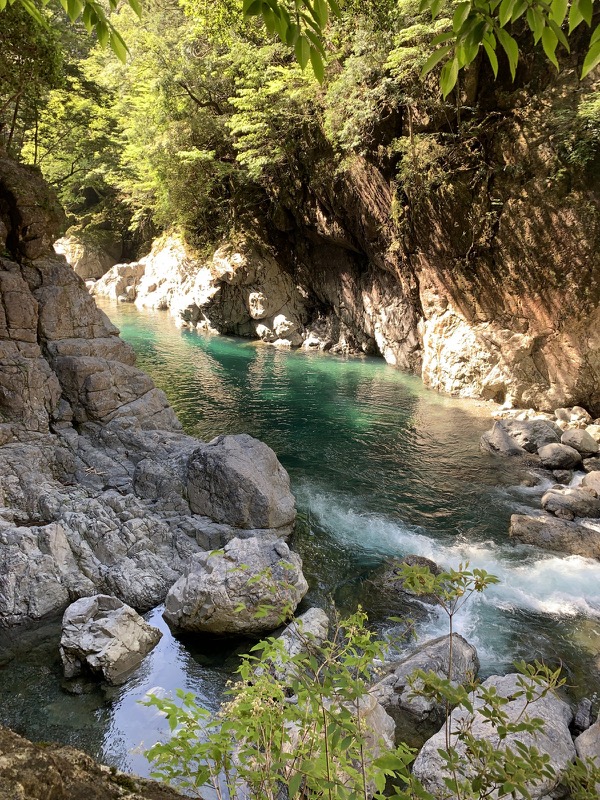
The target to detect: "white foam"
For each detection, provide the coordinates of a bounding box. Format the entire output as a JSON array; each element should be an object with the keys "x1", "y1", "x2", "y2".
[{"x1": 302, "y1": 488, "x2": 600, "y2": 623}]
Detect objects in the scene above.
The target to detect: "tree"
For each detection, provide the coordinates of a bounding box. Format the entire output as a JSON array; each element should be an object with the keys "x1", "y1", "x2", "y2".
[
  {"x1": 243, "y1": 0, "x2": 600, "y2": 95},
  {"x1": 0, "y1": 0, "x2": 141, "y2": 62}
]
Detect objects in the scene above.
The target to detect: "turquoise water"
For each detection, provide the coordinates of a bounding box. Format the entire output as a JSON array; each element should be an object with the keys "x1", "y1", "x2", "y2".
[{"x1": 1, "y1": 300, "x2": 600, "y2": 777}]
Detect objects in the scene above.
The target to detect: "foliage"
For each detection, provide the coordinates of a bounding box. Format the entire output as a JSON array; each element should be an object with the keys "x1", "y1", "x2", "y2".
[
  {"x1": 145, "y1": 609, "x2": 416, "y2": 800},
  {"x1": 1, "y1": 0, "x2": 141, "y2": 63},
  {"x1": 143, "y1": 563, "x2": 599, "y2": 800},
  {"x1": 0, "y1": 4, "x2": 64, "y2": 155},
  {"x1": 247, "y1": 0, "x2": 600, "y2": 95}
]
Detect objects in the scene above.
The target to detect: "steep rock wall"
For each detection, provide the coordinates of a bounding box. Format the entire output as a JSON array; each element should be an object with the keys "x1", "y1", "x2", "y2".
[
  {"x1": 0, "y1": 156, "x2": 296, "y2": 628},
  {"x1": 91, "y1": 63, "x2": 600, "y2": 414}
]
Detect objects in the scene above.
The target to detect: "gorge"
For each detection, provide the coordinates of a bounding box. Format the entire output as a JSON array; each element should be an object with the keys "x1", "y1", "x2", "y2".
[{"x1": 2, "y1": 0, "x2": 600, "y2": 794}]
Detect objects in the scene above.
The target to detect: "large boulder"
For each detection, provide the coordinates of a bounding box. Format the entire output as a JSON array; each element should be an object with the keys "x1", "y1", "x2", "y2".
[
  {"x1": 54, "y1": 231, "x2": 122, "y2": 281},
  {"x1": 163, "y1": 536, "x2": 308, "y2": 635},
  {"x1": 59, "y1": 594, "x2": 162, "y2": 685},
  {"x1": 186, "y1": 434, "x2": 296, "y2": 531},
  {"x1": 503, "y1": 419, "x2": 562, "y2": 453},
  {"x1": 412, "y1": 673, "x2": 575, "y2": 799},
  {"x1": 541, "y1": 486, "x2": 600, "y2": 520},
  {"x1": 509, "y1": 513, "x2": 600, "y2": 559},
  {"x1": 575, "y1": 716, "x2": 600, "y2": 760},
  {"x1": 371, "y1": 634, "x2": 479, "y2": 746},
  {"x1": 561, "y1": 428, "x2": 600, "y2": 456},
  {"x1": 480, "y1": 422, "x2": 528, "y2": 456},
  {"x1": 538, "y1": 442, "x2": 583, "y2": 469}
]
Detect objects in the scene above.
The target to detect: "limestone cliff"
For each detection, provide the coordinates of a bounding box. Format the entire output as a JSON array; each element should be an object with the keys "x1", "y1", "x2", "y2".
[{"x1": 93, "y1": 58, "x2": 600, "y2": 414}]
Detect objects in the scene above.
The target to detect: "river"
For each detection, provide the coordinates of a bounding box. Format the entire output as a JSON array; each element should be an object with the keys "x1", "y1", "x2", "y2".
[{"x1": 1, "y1": 301, "x2": 599, "y2": 777}]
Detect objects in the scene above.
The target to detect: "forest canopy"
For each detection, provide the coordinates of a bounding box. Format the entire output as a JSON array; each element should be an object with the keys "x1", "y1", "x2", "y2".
[{"x1": 1, "y1": 0, "x2": 599, "y2": 254}]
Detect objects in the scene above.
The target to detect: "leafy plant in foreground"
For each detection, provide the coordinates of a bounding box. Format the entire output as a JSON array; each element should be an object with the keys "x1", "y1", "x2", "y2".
[{"x1": 143, "y1": 562, "x2": 600, "y2": 800}]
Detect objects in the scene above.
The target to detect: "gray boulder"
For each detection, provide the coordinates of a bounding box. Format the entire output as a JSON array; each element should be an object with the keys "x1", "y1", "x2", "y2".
[
  {"x1": 582, "y1": 471, "x2": 600, "y2": 495},
  {"x1": 412, "y1": 673, "x2": 575, "y2": 799},
  {"x1": 163, "y1": 536, "x2": 308, "y2": 635},
  {"x1": 60, "y1": 594, "x2": 162, "y2": 685},
  {"x1": 541, "y1": 486, "x2": 600, "y2": 520},
  {"x1": 561, "y1": 429, "x2": 600, "y2": 456},
  {"x1": 538, "y1": 443, "x2": 582, "y2": 469},
  {"x1": 583, "y1": 457, "x2": 600, "y2": 472},
  {"x1": 503, "y1": 420, "x2": 562, "y2": 453},
  {"x1": 187, "y1": 434, "x2": 296, "y2": 531},
  {"x1": 372, "y1": 634, "x2": 479, "y2": 745},
  {"x1": 480, "y1": 422, "x2": 528, "y2": 456},
  {"x1": 509, "y1": 514, "x2": 600, "y2": 559},
  {"x1": 575, "y1": 715, "x2": 600, "y2": 764}
]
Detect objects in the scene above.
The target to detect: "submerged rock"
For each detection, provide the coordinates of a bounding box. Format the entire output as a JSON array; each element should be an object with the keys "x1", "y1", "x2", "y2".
[
  {"x1": 163, "y1": 536, "x2": 308, "y2": 635},
  {"x1": 60, "y1": 594, "x2": 161, "y2": 685},
  {"x1": 412, "y1": 673, "x2": 575, "y2": 799}
]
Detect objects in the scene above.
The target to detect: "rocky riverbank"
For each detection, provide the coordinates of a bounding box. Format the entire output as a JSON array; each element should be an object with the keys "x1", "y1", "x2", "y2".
[{"x1": 480, "y1": 405, "x2": 600, "y2": 561}]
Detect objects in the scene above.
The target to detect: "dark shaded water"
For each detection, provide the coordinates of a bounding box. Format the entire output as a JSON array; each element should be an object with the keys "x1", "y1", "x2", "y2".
[{"x1": 2, "y1": 301, "x2": 599, "y2": 776}]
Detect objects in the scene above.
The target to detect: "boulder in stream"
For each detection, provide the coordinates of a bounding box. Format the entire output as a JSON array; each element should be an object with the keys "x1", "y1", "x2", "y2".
[
  {"x1": 538, "y1": 443, "x2": 582, "y2": 469},
  {"x1": 60, "y1": 594, "x2": 162, "y2": 685},
  {"x1": 509, "y1": 513, "x2": 600, "y2": 559},
  {"x1": 412, "y1": 672, "x2": 575, "y2": 799},
  {"x1": 163, "y1": 536, "x2": 308, "y2": 635},
  {"x1": 371, "y1": 634, "x2": 479, "y2": 746},
  {"x1": 186, "y1": 434, "x2": 296, "y2": 531},
  {"x1": 541, "y1": 486, "x2": 600, "y2": 520}
]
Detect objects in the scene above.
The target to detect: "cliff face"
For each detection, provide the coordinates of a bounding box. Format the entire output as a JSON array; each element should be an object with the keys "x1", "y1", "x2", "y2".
[
  {"x1": 0, "y1": 156, "x2": 296, "y2": 629},
  {"x1": 92, "y1": 61, "x2": 600, "y2": 414},
  {"x1": 264, "y1": 62, "x2": 600, "y2": 414}
]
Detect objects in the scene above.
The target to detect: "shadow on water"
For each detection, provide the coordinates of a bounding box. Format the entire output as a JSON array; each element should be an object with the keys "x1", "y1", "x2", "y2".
[{"x1": 1, "y1": 300, "x2": 599, "y2": 777}]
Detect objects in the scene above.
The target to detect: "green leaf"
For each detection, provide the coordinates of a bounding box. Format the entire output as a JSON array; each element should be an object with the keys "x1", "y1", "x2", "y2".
[
  {"x1": 579, "y1": 0, "x2": 593, "y2": 25},
  {"x1": 295, "y1": 34, "x2": 310, "y2": 69},
  {"x1": 128, "y1": 0, "x2": 142, "y2": 17},
  {"x1": 550, "y1": 0, "x2": 567, "y2": 25},
  {"x1": 0, "y1": 0, "x2": 8, "y2": 10},
  {"x1": 288, "y1": 772, "x2": 303, "y2": 796},
  {"x1": 19, "y1": 0, "x2": 47, "y2": 25},
  {"x1": 452, "y1": 1, "x2": 470, "y2": 32},
  {"x1": 440, "y1": 56, "x2": 459, "y2": 97},
  {"x1": 66, "y1": 0, "x2": 83, "y2": 22},
  {"x1": 327, "y1": 0, "x2": 341, "y2": 16},
  {"x1": 510, "y1": 0, "x2": 528, "y2": 21},
  {"x1": 309, "y1": 47, "x2": 324, "y2": 79},
  {"x1": 285, "y1": 21, "x2": 299, "y2": 45},
  {"x1": 310, "y1": 47, "x2": 325, "y2": 83},
  {"x1": 499, "y1": 0, "x2": 516, "y2": 26},
  {"x1": 541, "y1": 26, "x2": 559, "y2": 69},
  {"x1": 244, "y1": 0, "x2": 263, "y2": 16},
  {"x1": 314, "y1": 0, "x2": 328, "y2": 27},
  {"x1": 548, "y1": 19, "x2": 570, "y2": 50},
  {"x1": 109, "y1": 28, "x2": 128, "y2": 62},
  {"x1": 526, "y1": 6, "x2": 545, "y2": 43},
  {"x1": 420, "y1": 44, "x2": 452, "y2": 76},
  {"x1": 497, "y1": 27, "x2": 519, "y2": 78},
  {"x1": 430, "y1": 0, "x2": 445, "y2": 18},
  {"x1": 569, "y1": 0, "x2": 585, "y2": 32},
  {"x1": 483, "y1": 37, "x2": 499, "y2": 76},
  {"x1": 582, "y1": 39, "x2": 600, "y2": 77},
  {"x1": 591, "y1": 23, "x2": 600, "y2": 45}
]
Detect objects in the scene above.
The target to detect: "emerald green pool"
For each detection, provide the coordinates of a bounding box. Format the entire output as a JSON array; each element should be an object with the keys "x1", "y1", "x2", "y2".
[{"x1": 1, "y1": 301, "x2": 599, "y2": 777}]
